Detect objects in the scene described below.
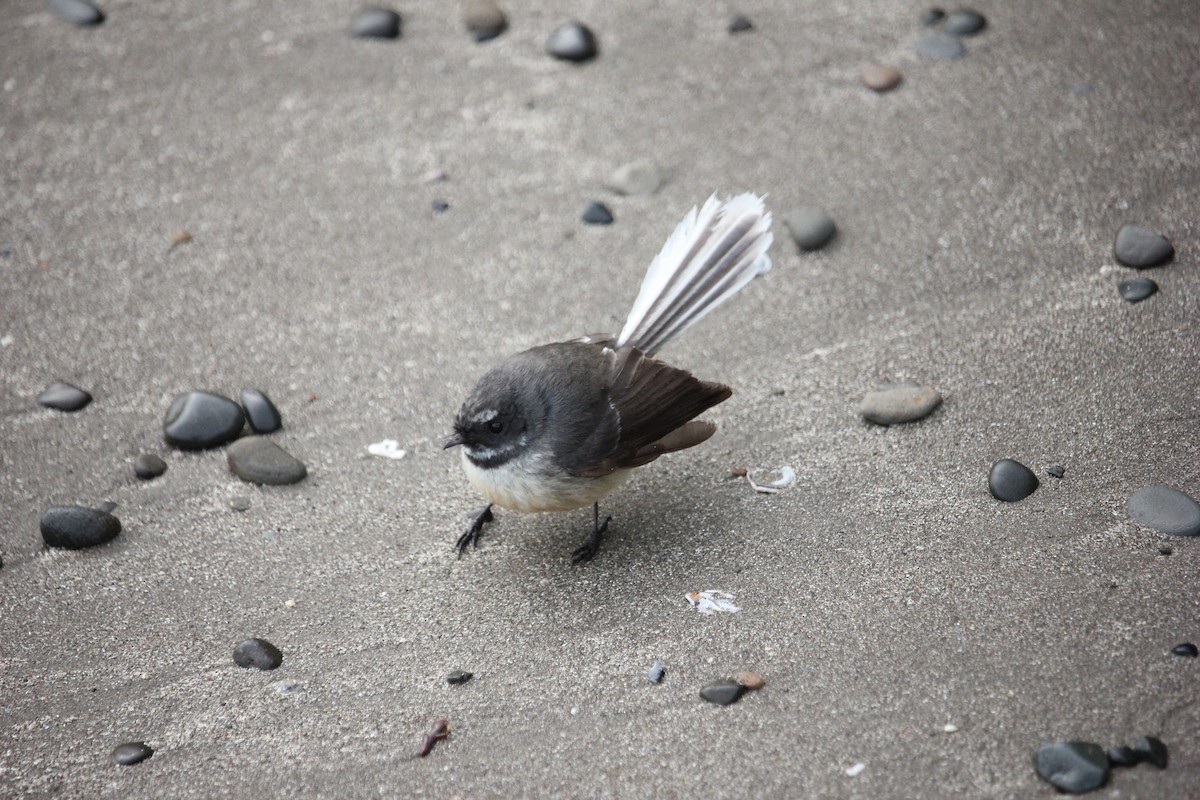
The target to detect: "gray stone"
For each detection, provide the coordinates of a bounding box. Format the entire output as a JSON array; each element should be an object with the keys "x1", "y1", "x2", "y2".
[
  {"x1": 546, "y1": 22, "x2": 598, "y2": 62},
  {"x1": 447, "y1": 670, "x2": 473, "y2": 685},
  {"x1": 462, "y1": 0, "x2": 506, "y2": 42},
  {"x1": 783, "y1": 207, "x2": 836, "y2": 251},
  {"x1": 944, "y1": 9, "x2": 986, "y2": 36},
  {"x1": 233, "y1": 638, "x2": 283, "y2": 670},
  {"x1": 110, "y1": 742, "x2": 153, "y2": 766},
  {"x1": 1133, "y1": 735, "x2": 1168, "y2": 769},
  {"x1": 1171, "y1": 642, "x2": 1198, "y2": 658},
  {"x1": 988, "y1": 459, "x2": 1039, "y2": 502},
  {"x1": 915, "y1": 32, "x2": 965, "y2": 60},
  {"x1": 1114, "y1": 225, "x2": 1174, "y2": 268},
  {"x1": 1127, "y1": 485, "x2": 1200, "y2": 536},
  {"x1": 134, "y1": 453, "x2": 167, "y2": 480},
  {"x1": 240, "y1": 388, "x2": 282, "y2": 433},
  {"x1": 859, "y1": 385, "x2": 942, "y2": 425},
  {"x1": 40, "y1": 505, "x2": 121, "y2": 549},
  {"x1": 581, "y1": 201, "x2": 614, "y2": 225},
  {"x1": 37, "y1": 381, "x2": 92, "y2": 411},
  {"x1": 349, "y1": 8, "x2": 401, "y2": 39},
  {"x1": 1118, "y1": 277, "x2": 1158, "y2": 303},
  {"x1": 920, "y1": 8, "x2": 946, "y2": 26},
  {"x1": 699, "y1": 681, "x2": 745, "y2": 706},
  {"x1": 728, "y1": 15, "x2": 753, "y2": 34},
  {"x1": 227, "y1": 437, "x2": 307, "y2": 485},
  {"x1": 645, "y1": 660, "x2": 665, "y2": 684},
  {"x1": 1046, "y1": 464, "x2": 1066, "y2": 479},
  {"x1": 163, "y1": 391, "x2": 245, "y2": 449},
  {"x1": 1033, "y1": 741, "x2": 1109, "y2": 793},
  {"x1": 48, "y1": 0, "x2": 104, "y2": 26},
  {"x1": 605, "y1": 161, "x2": 664, "y2": 196}
]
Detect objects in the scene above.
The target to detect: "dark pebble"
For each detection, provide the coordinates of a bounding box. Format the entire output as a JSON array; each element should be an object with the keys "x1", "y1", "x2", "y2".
[
  {"x1": 699, "y1": 681, "x2": 745, "y2": 706},
  {"x1": 915, "y1": 32, "x2": 965, "y2": 60},
  {"x1": 943, "y1": 9, "x2": 986, "y2": 36},
  {"x1": 1157, "y1": 544, "x2": 1173, "y2": 556},
  {"x1": 1033, "y1": 741, "x2": 1110, "y2": 794},
  {"x1": 110, "y1": 742, "x2": 153, "y2": 766},
  {"x1": 920, "y1": 7, "x2": 946, "y2": 26},
  {"x1": 37, "y1": 381, "x2": 92, "y2": 411},
  {"x1": 447, "y1": 670, "x2": 473, "y2": 685},
  {"x1": 1118, "y1": 277, "x2": 1158, "y2": 303},
  {"x1": 163, "y1": 390, "x2": 245, "y2": 449},
  {"x1": 728, "y1": 14, "x2": 753, "y2": 34},
  {"x1": 48, "y1": 0, "x2": 104, "y2": 26},
  {"x1": 134, "y1": 453, "x2": 168, "y2": 480},
  {"x1": 240, "y1": 388, "x2": 282, "y2": 434},
  {"x1": 1113, "y1": 224, "x2": 1174, "y2": 268},
  {"x1": 1106, "y1": 745, "x2": 1139, "y2": 768},
  {"x1": 783, "y1": 207, "x2": 836, "y2": 251},
  {"x1": 582, "y1": 201, "x2": 614, "y2": 225},
  {"x1": 1047, "y1": 464, "x2": 1066, "y2": 479},
  {"x1": 349, "y1": 7, "x2": 401, "y2": 39},
  {"x1": 233, "y1": 638, "x2": 283, "y2": 670},
  {"x1": 226, "y1": 437, "x2": 307, "y2": 486},
  {"x1": 546, "y1": 22, "x2": 598, "y2": 62},
  {"x1": 40, "y1": 505, "x2": 121, "y2": 550},
  {"x1": 1133, "y1": 736, "x2": 1168, "y2": 769},
  {"x1": 1171, "y1": 642, "x2": 1198, "y2": 657},
  {"x1": 645, "y1": 660, "x2": 665, "y2": 684},
  {"x1": 462, "y1": 0, "x2": 507, "y2": 42},
  {"x1": 432, "y1": 199, "x2": 451, "y2": 213},
  {"x1": 1127, "y1": 485, "x2": 1200, "y2": 536},
  {"x1": 988, "y1": 459, "x2": 1039, "y2": 502}
]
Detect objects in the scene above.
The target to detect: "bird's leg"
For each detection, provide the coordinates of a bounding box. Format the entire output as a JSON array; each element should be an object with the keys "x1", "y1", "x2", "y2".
[
  {"x1": 571, "y1": 502, "x2": 612, "y2": 564},
  {"x1": 456, "y1": 504, "x2": 493, "y2": 557}
]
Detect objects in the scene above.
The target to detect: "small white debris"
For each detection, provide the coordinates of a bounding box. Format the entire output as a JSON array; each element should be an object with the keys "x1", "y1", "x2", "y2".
[
  {"x1": 367, "y1": 439, "x2": 407, "y2": 460},
  {"x1": 686, "y1": 590, "x2": 741, "y2": 615},
  {"x1": 0, "y1": 334, "x2": 13, "y2": 347},
  {"x1": 942, "y1": 723, "x2": 959, "y2": 734},
  {"x1": 747, "y1": 465, "x2": 796, "y2": 494},
  {"x1": 845, "y1": 762, "x2": 866, "y2": 777}
]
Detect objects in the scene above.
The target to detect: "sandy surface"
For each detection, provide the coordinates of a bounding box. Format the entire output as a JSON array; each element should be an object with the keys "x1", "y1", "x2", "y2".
[{"x1": 2, "y1": 1, "x2": 1197, "y2": 797}]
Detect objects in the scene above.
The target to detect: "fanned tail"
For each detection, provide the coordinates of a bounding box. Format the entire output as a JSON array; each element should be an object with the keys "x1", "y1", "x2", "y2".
[{"x1": 615, "y1": 193, "x2": 773, "y2": 356}]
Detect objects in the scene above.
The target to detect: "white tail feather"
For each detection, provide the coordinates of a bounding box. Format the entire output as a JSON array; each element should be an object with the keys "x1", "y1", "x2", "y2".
[{"x1": 616, "y1": 193, "x2": 773, "y2": 355}]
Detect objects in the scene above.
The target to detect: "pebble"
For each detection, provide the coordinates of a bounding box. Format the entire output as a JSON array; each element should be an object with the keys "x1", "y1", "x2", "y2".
[
  {"x1": 1106, "y1": 745, "x2": 1139, "y2": 767},
  {"x1": 226, "y1": 437, "x2": 307, "y2": 485},
  {"x1": 462, "y1": 0, "x2": 507, "y2": 42},
  {"x1": 1127, "y1": 485, "x2": 1200, "y2": 536},
  {"x1": 48, "y1": 0, "x2": 105, "y2": 26},
  {"x1": 348, "y1": 8, "x2": 401, "y2": 39},
  {"x1": 240, "y1": 388, "x2": 282, "y2": 434},
  {"x1": 859, "y1": 384, "x2": 942, "y2": 425},
  {"x1": 736, "y1": 671, "x2": 765, "y2": 690},
  {"x1": 581, "y1": 201, "x2": 614, "y2": 225},
  {"x1": 447, "y1": 670, "x2": 473, "y2": 685},
  {"x1": 920, "y1": 8, "x2": 946, "y2": 26},
  {"x1": 97, "y1": 500, "x2": 118, "y2": 513},
  {"x1": 699, "y1": 681, "x2": 745, "y2": 706},
  {"x1": 862, "y1": 64, "x2": 902, "y2": 92},
  {"x1": 1171, "y1": 642, "x2": 1198, "y2": 658},
  {"x1": 645, "y1": 660, "x2": 665, "y2": 684},
  {"x1": 133, "y1": 453, "x2": 168, "y2": 480},
  {"x1": 230, "y1": 495, "x2": 252, "y2": 512},
  {"x1": 110, "y1": 742, "x2": 153, "y2": 766},
  {"x1": 163, "y1": 390, "x2": 245, "y2": 449},
  {"x1": 1133, "y1": 735, "x2": 1168, "y2": 769},
  {"x1": 233, "y1": 638, "x2": 283, "y2": 670},
  {"x1": 40, "y1": 505, "x2": 121, "y2": 550},
  {"x1": 782, "y1": 207, "x2": 836, "y2": 251},
  {"x1": 915, "y1": 32, "x2": 965, "y2": 60},
  {"x1": 988, "y1": 459, "x2": 1039, "y2": 502},
  {"x1": 37, "y1": 381, "x2": 92, "y2": 411},
  {"x1": 728, "y1": 14, "x2": 754, "y2": 34},
  {"x1": 1113, "y1": 224, "x2": 1174, "y2": 268},
  {"x1": 943, "y1": 9, "x2": 986, "y2": 36},
  {"x1": 1047, "y1": 464, "x2": 1066, "y2": 479},
  {"x1": 1118, "y1": 277, "x2": 1158, "y2": 303},
  {"x1": 1032, "y1": 741, "x2": 1110, "y2": 794},
  {"x1": 432, "y1": 199, "x2": 451, "y2": 213},
  {"x1": 272, "y1": 680, "x2": 303, "y2": 695},
  {"x1": 605, "y1": 161, "x2": 664, "y2": 196},
  {"x1": 546, "y1": 22, "x2": 598, "y2": 62}
]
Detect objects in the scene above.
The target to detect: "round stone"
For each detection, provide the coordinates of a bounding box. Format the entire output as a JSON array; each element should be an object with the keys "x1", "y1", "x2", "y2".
[
  {"x1": 37, "y1": 381, "x2": 92, "y2": 411},
  {"x1": 1032, "y1": 741, "x2": 1109, "y2": 794},
  {"x1": 1171, "y1": 642, "x2": 1198, "y2": 658},
  {"x1": 988, "y1": 459, "x2": 1039, "y2": 502},
  {"x1": 163, "y1": 391, "x2": 245, "y2": 449},
  {"x1": 133, "y1": 453, "x2": 168, "y2": 480},
  {"x1": 110, "y1": 742, "x2": 153, "y2": 766},
  {"x1": 783, "y1": 207, "x2": 836, "y2": 251},
  {"x1": 40, "y1": 505, "x2": 121, "y2": 550},
  {"x1": 1133, "y1": 736, "x2": 1168, "y2": 769},
  {"x1": 605, "y1": 161, "x2": 664, "y2": 196},
  {"x1": 462, "y1": 0, "x2": 507, "y2": 42},
  {"x1": 1127, "y1": 485, "x2": 1200, "y2": 536},
  {"x1": 728, "y1": 14, "x2": 753, "y2": 34},
  {"x1": 920, "y1": 7, "x2": 946, "y2": 26},
  {"x1": 1113, "y1": 225, "x2": 1174, "y2": 268},
  {"x1": 233, "y1": 638, "x2": 283, "y2": 670},
  {"x1": 915, "y1": 32, "x2": 965, "y2": 60},
  {"x1": 227, "y1": 437, "x2": 307, "y2": 485},
  {"x1": 240, "y1": 388, "x2": 282, "y2": 434},
  {"x1": 48, "y1": 0, "x2": 104, "y2": 26},
  {"x1": 1118, "y1": 277, "x2": 1158, "y2": 303},
  {"x1": 349, "y1": 8, "x2": 401, "y2": 39},
  {"x1": 581, "y1": 201, "x2": 614, "y2": 225},
  {"x1": 943, "y1": 9, "x2": 986, "y2": 36},
  {"x1": 699, "y1": 681, "x2": 745, "y2": 706},
  {"x1": 736, "y1": 671, "x2": 765, "y2": 690},
  {"x1": 447, "y1": 670, "x2": 473, "y2": 685},
  {"x1": 546, "y1": 22, "x2": 598, "y2": 62},
  {"x1": 862, "y1": 64, "x2": 902, "y2": 92},
  {"x1": 859, "y1": 385, "x2": 942, "y2": 425}
]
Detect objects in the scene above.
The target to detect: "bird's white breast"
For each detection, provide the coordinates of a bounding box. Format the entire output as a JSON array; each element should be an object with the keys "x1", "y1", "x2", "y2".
[{"x1": 460, "y1": 449, "x2": 631, "y2": 513}]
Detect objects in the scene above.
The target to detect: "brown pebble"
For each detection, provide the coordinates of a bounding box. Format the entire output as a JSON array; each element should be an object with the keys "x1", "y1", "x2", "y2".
[
  {"x1": 730, "y1": 467, "x2": 748, "y2": 478},
  {"x1": 862, "y1": 64, "x2": 902, "y2": 92},
  {"x1": 169, "y1": 230, "x2": 193, "y2": 250},
  {"x1": 737, "y1": 670, "x2": 765, "y2": 690}
]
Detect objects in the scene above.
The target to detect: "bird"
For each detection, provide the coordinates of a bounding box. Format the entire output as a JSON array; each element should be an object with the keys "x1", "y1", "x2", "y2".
[{"x1": 444, "y1": 193, "x2": 774, "y2": 563}]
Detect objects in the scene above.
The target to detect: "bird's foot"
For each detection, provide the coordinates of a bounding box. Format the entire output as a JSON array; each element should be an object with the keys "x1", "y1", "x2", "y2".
[
  {"x1": 456, "y1": 505, "x2": 493, "y2": 557},
  {"x1": 571, "y1": 504, "x2": 611, "y2": 565}
]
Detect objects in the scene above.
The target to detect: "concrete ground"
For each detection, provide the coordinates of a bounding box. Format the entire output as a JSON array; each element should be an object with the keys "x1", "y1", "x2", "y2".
[{"x1": 2, "y1": 1, "x2": 1197, "y2": 797}]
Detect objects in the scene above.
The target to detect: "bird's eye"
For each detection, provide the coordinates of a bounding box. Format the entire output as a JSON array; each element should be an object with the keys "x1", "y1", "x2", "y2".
[{"x1": 487, "y1": 419, "x2": 505, "y2": 434}]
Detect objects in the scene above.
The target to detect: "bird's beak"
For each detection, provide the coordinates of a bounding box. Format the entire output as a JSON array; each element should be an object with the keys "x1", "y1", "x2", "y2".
[{"x1": 443, "y1": 433, "x2": 464, "y2": 450}]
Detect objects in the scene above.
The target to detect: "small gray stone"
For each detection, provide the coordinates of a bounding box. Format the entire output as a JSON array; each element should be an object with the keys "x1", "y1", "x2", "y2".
[
  {"x1": 96, "y1": 500, "x2": 117, "y2": 514},
  {"x1": 48, "y1": 0, "x2": 104, "y2": 26},
  {"x1": 783, "y1": 207, "x2": 836, "y2": 251},
  {"x1": 915, "y1": 32, "x2": 965, "y2": 60},
  {"x1": 349, "y1": 7, "x2": 401, "y2": 39},
  {"x1": 546, "y1": 22, "x2": 598, "y2": 62},
  {"x1": 1046, "y1": 464, "x2": 1066, "y2": 479},
  {"x1": 859, "y1": 385, "x2": 942, "y2": 425},
  {"x1": 272, "y1": 680, "x2": 303, "y2": 695},
  {"x1": 233, "y1": 638, "x2": 283, "y2": 670},
  {"x1": 110, "y1": 742, "x2": 153, "y2": 766},
  {"x1": 240, "y1": 388, "x2": 282, "y2": 434},
  {"x1": 645, "y1": 660, "x2": 665, "y2": 684},
  {"x1": 447, "y1": 670, "x2": 473, "y2": 685},
  {"x1": 1114, "y1": 225, "x2": 1174, "y2": 268},
  {"x1": 1118, "y1": 277, "x2": 1158, "y2": 303},
  {"x1": 230, "y1": 495, "x2": 252, "y2": 512},
  {"x1": 699, "y1": 681, "x2": 745, "y2": 706},
  {"x1": 988, "y1": 459, "x2": 1039, "y2": 502},
  {"x1": 920, "y1": 8, "x2": 945, "y2": 26},
  {"x1": 728, "y1": 14, "x2": 753, "y2": 34},
  {"x1": 1127, "y1": 485, "x2": 1200, "y2": 536},
  {"x1": 40, "y1": 505, "x2": 121, "y2": 550},
  {"x1": 227, "y1": 437, "x2": 307, "y2": 485},
  {"x1": 1133, "y1": 736, "x2": 1168, "y2": 769},
  {"x1": 163, "y1": 391, "x2": 245, "y2": 449},
  {"x1": 462, "y1": 0, "x2": 506, "y2": 42},
  {"x1": 582, "y1": 201, "x2": 614, "y2": 225},
  {"x1": 943, "y1": 9, "x2": 986, "y2": 36},
  {"x1": 1032, "y1": 741, "x2": 1109, "y2": 794},
  {"x1": 605, "y1": 161, "x2": 664, "y2": 196},
  {"x1": 134, "y1": 453, "x2": 168, "y2": 480},
  {"x1": 37, "y1": 381, "x2": 92, "y2": 411}
]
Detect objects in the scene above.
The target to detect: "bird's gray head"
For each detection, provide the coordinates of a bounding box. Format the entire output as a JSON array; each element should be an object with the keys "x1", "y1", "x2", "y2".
[{"x1": 445, "y1": 365, "x2": 548, "y2": 468}]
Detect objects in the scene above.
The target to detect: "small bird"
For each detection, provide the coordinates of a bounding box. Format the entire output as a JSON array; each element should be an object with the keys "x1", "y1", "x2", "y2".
[{"x1": 445, "y1": 193, "x2": 773, "y2": 562}]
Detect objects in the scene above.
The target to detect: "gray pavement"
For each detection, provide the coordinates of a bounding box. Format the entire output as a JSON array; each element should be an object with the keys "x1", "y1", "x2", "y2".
[{"x1": 2, "y1": 1, "x2": 1198, "y2": 797}]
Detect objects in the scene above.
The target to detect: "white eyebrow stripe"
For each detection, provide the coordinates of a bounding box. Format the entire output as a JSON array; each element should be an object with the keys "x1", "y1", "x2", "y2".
[{"x1": 467, "y1": 409, "x2": 499, "y2": 424}]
